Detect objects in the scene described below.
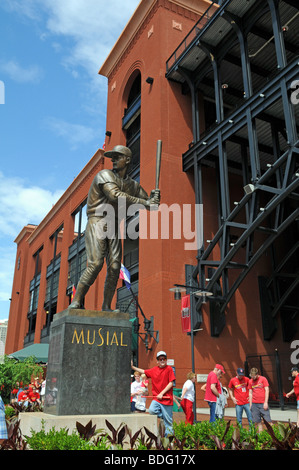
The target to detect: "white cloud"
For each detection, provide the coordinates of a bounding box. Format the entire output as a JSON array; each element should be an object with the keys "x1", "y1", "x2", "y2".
[
  {"x1": 1, "y1": 0, "x2": 139, "y2": 80},
  {"x1": 0, "y1": 171, "x2": 64, "y2": 238},
  {"x1": 0, "y1": 245, "x2": 16, "y2": 302},
  {"x1": 0, "y1": 60, "x2": 44, "y2": 83},
  {"x1": 43, "y1": 116, "x2": 99, "y2": 149},
  {"x1": 0, "y1": 171, "x2": 64, "y2": 312},
  {"x1": 0, "y1": 0, "x2": 140, "y2": 146},
  {"x1": 0, "y1": 1, "x2": 142, "y2": 318},
  {"x1": 1, "y1": 0, "x2": 41, "y2": 20},
  {"x1": 43, "y1": 0, "x2": 139, "y2": 73}
]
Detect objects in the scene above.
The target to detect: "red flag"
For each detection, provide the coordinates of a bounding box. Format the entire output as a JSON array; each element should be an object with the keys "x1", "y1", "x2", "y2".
[
  {"x1": 119, "y1": 263, "x2": 131, "y2": 290},
  {"x1": 181, "y1": 295, "x2": 191, "y2": 333},
  {"x1": 71, "y1": 284, "x2": 76, "y2": 301}
]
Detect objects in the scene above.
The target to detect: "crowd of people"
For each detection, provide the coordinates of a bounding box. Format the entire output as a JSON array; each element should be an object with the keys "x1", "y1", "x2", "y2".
[
  {"x1": 131, "y1": 351, "x2": 299, "y2": 436},
  {"x1": 0, "y1": 377, "x2": 46, "y2": 442},
  {"x1": 1, "y1": 353, "x2": 298, "y2": 442},
  {"x1": 10, "y1": 377, "x2": 46, "y2": 408}
]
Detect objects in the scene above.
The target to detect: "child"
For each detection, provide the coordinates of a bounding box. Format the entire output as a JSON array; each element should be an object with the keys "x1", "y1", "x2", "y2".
[
  {"x1": 135, "y1": 374, "x2": 149, "y2": 412},
  {"x1": 179, "y1": 372, "x2": 196, "y2": 424}
]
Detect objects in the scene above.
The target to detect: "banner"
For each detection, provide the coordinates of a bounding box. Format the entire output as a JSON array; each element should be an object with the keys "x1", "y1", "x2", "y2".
[{"x1": 181, "y1": 295, "x2": 191, "y2": 333}]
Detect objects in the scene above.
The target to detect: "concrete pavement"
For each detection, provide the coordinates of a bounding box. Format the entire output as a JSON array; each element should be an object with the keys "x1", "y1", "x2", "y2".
[{"x1": 195, "y1": 406, "x2": 298, "y2": 424}]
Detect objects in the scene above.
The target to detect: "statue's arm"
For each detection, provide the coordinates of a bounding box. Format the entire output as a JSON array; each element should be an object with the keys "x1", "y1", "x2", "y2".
[
  {"x1": 102, "y1": 182, "x2": 149, "y2": 207},
  {"x1": 137, "y1": 185, "x2": 160, "y2": 207}
]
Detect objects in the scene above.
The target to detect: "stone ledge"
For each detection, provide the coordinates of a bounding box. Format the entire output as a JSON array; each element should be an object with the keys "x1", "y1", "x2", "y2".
[
  {"x1": 54, "y1": 308, "x2": 130, "y2": 321},
  {"x1": 19, "y1": 412, "x2": 158, "y2": 438}
]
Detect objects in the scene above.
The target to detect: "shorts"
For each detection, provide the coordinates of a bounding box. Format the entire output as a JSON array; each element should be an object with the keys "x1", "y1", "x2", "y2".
[
  {"x1": 251, "y1": 403, "x2": 272, "y2": 423},
  {"x1": 297, "y1": 400, "x2": 299, "y2": 410}
]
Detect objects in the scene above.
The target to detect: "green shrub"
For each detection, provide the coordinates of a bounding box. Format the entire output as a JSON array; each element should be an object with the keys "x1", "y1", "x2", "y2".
[
  {"x1": 25, "y1": 422, "x2": 110, "y2": 450},
  {"x1": 173, "y1": 419, "x2": 299, "y2": 450},
  {"x1": 4, "y1": 417, "x2": 299, "y2": 451},
  {"x1": 5, "y1": 405, "x2": 17, "y2": 420},
  {"x1": 173, "y1": 419, "x2": 235, "y2": 449}
]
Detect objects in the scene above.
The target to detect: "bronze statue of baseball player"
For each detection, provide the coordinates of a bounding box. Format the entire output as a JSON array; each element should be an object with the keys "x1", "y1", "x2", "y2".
[{"x1": 68, "y1": 145, "x2": 160, "y2": 312}]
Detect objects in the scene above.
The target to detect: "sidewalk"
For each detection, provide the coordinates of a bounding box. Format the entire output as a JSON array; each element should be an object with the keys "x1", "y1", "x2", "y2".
[
  {"x1": 173, "y1": 407, "x2": 298, "y2": 425},
  {"x1": 197, "y1": 406, "x2": 298, "y2": 423}
]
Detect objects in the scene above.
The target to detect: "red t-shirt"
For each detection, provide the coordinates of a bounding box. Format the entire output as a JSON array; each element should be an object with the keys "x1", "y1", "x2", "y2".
[
  {"x1": 293, "y1": 374, "x2": 299, "y2": 400},
  {"x1": 144, "y1": 365, "x2": 176, "y2": 406},
  {"x1": 228, "y1": 376, "x2": 250, "y2": 405},
  {"x1": 204, "y1": 371, "x2": 221, "y2": 403},
  {"x1": 249, "y1": 376, "x2": 269, "y2": 403},
  {"x1": 29, "y1": 391, "x2": 40, "y2": 402},
  {"x1": 18, "y1": 391, "x2": 29, "y2": 402}
]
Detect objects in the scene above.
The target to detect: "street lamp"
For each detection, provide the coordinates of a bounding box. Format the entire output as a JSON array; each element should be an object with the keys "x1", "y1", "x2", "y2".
[
  {"x1": 169, "y1": 286, "x2": 186, "y2": 300},
  {"x1": 170, "y1": 283, "x2": 213, "y2": 301},
  {"x1": 194, "y1": 290, "x2": 213, "y2": 303},
  {"x1": 169, "y1": 283, "x2": 213, "y2": 423}
]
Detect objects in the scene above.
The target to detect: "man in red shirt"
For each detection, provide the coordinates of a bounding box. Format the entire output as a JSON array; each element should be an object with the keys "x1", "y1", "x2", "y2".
[
  {"x1": 17, "y1": 387, "x2": 30, "y2": 408},
  {"x1": 286, "y1": 366, "x2": 299, "y2": 426},
  {"x1": 28, "y1": 386, "x2": 41, "y2": 406},
  {"x1": 228, "y1": 368, "x2": 253, "y2": 427},
  {"x1": 131, "y1": 351, "x2": 176, "y2": 436},
  {"x1": 203, "y1": 364, "x2": 225, "y2": 422},
  {"x1": 249, "y1": 367, "x2": 272, "y2": 432}
]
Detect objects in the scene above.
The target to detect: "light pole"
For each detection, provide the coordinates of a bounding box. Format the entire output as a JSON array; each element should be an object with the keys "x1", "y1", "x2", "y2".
[{"x1": 169, "y1": 283, "x2": 212, "y2": 422}]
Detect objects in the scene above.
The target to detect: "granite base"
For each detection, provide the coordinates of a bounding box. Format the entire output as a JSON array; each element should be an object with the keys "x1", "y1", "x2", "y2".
[{"x1": 44, "y1": 309, "x2": 132, "y2": 415}]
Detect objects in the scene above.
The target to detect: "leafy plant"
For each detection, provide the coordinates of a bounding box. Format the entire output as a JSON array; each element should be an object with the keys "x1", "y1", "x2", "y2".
[
  {"x1": 231, "y1": 425, "x2": 256, "y2": 450},
  {"x1": 124, "y1": 425, "x2": 142, "y2": 450},
  {"x1": 4, "y1": 405, "x2": 18, "y2": 421},
  {"x1": 173, "y1": 418, "x2": 235, "y2": 449},
  {"x1": 144, "y1": 421, "x2": 173, "y2": 450},
  {"x1": 1, "y1": 416, "x2": 299, "y2": 451},
  {"x1": 25, "y1": 421, "x2": 108, "y2": 450},
  {"x1": 262, "y1": 419, "x2": 299, "y2": 450},
  {"x1": 100, "y1": 419, "x2": 127, "y2": 449},
  {"x1": 76, "y1": 419, "x2": 97, "y2": 441},
  {"x1": 9, "y1": 401, "x2": 43, "y2": 414},
  {"x1": 135, "y1": 431, "x2": 154, "y2": 450},
  {"x1": 0, "y1": 419, "x2": 27, "y2": 450},
  {"x1": 210, "y1": 420, "x2": 231, "y2": 450}
]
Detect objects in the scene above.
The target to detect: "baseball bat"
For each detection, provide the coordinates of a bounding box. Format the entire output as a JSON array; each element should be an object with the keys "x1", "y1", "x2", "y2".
[{"x1": 155, "y1": 140, "x2": 162, "y2": 190}]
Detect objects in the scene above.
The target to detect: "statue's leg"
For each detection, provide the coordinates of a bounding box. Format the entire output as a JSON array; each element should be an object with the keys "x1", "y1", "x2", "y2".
[
  {"x1": 101, "y1": 236, "x2": 122, "y2": 312},
  {"x1": 68, "y1": 281, "x2": 90, "y2": 309},
  {"x1": 68, "y1": 217, "x2": 106, "y2": 309},
  {"x1": 102, "y1": 271, "x2": 120, "y2": 311}
]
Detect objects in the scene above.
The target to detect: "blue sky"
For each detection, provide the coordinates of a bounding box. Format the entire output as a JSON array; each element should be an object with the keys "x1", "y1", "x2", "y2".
[{"x1": 0, "y1": 0, "x2": 140, "y2": 320}]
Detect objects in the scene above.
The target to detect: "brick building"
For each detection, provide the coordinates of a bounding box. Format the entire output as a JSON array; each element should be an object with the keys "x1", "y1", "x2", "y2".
[{"x1": 6, "y1": 0, "x2": 299, "y2": 408}]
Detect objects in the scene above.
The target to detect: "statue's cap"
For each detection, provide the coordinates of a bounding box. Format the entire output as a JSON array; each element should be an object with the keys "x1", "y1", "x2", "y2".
[{"x1": 104, "y1": 145, "x2": 132, "y2": 159}]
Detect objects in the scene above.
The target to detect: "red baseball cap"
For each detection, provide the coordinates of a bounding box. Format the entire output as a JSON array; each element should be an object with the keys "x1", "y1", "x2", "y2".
[{"x1": 215, "y1": 364, "x2": 225, "y2": 374}]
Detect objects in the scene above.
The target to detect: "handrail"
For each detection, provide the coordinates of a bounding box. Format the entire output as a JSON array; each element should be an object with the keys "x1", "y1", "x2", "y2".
[{"x1": 166, "y1": 1, "x2": 218, "y2": 73}]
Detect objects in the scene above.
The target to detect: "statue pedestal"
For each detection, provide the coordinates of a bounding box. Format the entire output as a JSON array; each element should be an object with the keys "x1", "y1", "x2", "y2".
[{"x1": 44, "y1": 309, "x2": 132, "y2": 416}]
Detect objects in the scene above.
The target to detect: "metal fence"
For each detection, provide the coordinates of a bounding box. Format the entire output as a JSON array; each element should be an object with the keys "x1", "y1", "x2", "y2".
[{"x1": 245, "y1": 350, "x2": 297, "y2": 410}]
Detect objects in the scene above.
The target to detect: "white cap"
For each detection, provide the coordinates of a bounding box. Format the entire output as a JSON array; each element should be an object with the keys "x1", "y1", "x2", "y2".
[{"x1": 156, "y1": 351, "x2": 167, "y2": 358}]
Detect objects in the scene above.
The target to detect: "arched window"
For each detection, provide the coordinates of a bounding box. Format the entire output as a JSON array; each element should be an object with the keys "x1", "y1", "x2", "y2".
[
  {"x1": 117, "y1": 72, "x2": 141, "y2": 324},
  {"x1": 122, "y1": 72, "x2": 141, "y2": 180}
]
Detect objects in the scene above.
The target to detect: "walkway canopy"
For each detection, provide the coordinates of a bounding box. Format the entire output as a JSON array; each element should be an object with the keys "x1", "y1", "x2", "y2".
[{"x1": 9, "y1": 343, "x2": 49, "y2": 363}]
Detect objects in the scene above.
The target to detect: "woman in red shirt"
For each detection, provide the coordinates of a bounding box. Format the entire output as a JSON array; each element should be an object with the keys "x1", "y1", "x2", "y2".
[{"x1": 286, "y1": 366, "x2": 299, "y2": 426}]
